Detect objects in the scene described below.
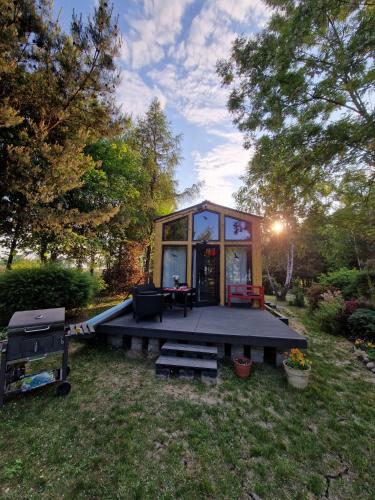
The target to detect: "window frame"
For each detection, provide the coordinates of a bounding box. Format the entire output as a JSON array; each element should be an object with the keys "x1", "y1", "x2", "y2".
[
  {"x1": 161, "y1": 245, "x2": 188, "y2": 288},
  {"x1": 192, "y1": 209, "x2": 220, "y2": 242},
  {"x1": 162, "y1": 215, "x2": 189, "y2": 242},
  {"x1": 224, "y1": 215, "x2": 252, "y2": 241},
  {"x1": 224, "y1": 244, "x2": 253, "y2": 303}
]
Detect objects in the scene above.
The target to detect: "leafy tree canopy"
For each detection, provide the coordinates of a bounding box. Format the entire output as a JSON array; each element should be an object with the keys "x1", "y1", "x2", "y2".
[{"x1": 218, "y1": 0, "x2": 374, "y2": 210}]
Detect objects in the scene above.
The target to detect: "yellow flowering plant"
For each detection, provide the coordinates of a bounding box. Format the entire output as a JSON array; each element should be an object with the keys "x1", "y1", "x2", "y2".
[{"x1": 284, "y1": 349, "x2": 311, "y2": 370}]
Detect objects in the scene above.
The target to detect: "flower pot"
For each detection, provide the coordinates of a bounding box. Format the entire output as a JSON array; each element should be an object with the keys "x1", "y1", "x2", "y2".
[
  {"x1": 283, "y1": 360, "x2": 311, "y2": 389},
  {"x1": 234, "y1": 357, "x2": 252, "y2": 379}
]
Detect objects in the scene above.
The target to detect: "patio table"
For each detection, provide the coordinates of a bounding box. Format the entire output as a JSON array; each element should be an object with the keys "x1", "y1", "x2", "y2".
[{"x1": 161, "y1": 287, "x2": 195, "y2": 317}]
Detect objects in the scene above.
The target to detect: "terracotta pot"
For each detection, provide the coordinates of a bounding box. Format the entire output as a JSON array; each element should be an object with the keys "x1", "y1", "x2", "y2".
[
  {"x1": 283, "y1": 360, "x2": 311, "y2": 389},
  {"x1": 234, "y1": 357, "x2": 252, "y2": 379}
]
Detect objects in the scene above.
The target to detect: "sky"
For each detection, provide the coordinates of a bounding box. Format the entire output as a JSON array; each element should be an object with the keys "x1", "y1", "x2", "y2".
[{"x1": 54, "y1": 0, "x2": 271, "y2": 208}]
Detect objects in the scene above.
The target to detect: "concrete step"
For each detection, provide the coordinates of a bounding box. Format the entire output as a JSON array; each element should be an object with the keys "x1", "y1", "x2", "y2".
[
  {"x1": 155, "y1": 355, "x2": 217, "y2": 373},
  {"x1": 161, "y1": 342, "x2": 217, "y2": 358}
]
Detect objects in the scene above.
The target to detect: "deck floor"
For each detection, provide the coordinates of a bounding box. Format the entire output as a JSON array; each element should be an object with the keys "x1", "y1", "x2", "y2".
[{"x1": 97, "y1": 306, "x2": 307, "y2": 349}]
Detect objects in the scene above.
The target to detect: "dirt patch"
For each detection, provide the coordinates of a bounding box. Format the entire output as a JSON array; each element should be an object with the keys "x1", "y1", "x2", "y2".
[{"x1": 161, "y1": 382, "x2": 223, "y2": 406}]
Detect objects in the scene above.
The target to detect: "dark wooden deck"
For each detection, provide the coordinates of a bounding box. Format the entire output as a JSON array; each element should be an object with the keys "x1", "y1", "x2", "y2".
[{"x1": 96, "y1": 306, "x2": 307, "y2": 349}]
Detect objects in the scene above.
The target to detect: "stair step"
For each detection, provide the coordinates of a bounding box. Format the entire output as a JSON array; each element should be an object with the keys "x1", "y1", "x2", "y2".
[
  {"x1": 161, "y1": 342, "x2": 217, "y2": 356},
  {"x1": 155, "y1": 355, "x2": 217, "y2": 372}
]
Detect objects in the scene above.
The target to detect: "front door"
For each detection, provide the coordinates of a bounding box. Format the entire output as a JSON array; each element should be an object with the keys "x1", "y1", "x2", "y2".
[{"x1": 195, "y1": 244, "x2": 220, "y2": 305}]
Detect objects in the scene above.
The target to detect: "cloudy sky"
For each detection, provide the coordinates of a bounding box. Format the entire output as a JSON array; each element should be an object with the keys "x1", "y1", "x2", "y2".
[{"x1": 55, "y1": 0, "x2": 270, "y2": 208}]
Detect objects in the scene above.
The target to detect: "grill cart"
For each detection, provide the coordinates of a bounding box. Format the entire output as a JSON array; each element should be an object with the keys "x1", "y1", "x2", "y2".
[{"x1": 0, "y1": 308, "x2": 71, "y2": 407}]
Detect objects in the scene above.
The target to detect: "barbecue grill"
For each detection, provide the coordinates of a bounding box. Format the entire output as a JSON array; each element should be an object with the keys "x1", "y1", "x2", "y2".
[{"x1": 0, "y1": 308, "x2": 71, "y2": 406}]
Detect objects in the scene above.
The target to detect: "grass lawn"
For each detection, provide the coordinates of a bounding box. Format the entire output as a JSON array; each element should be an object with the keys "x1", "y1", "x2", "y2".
[{"x1": 1, "y1": 301, "x2": 374, "y2": 499}]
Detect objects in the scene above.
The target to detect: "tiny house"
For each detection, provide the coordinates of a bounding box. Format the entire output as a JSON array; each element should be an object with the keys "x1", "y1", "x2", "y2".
[{"x1": 153, "y1": 200, "x2": 263, "y2": 306}]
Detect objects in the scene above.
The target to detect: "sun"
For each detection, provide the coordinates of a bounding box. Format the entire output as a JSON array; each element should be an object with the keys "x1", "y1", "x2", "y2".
[{"x1": 272, "y1": 221, "x2": 284, "y2": 234}]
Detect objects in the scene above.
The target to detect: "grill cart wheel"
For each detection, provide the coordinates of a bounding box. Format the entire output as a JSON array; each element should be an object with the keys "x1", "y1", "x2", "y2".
[{"x1": 56, "y1": 381, "x2": 71, "y2": 397}]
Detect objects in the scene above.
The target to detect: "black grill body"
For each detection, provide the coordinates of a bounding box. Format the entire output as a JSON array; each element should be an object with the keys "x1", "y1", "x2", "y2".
[
  {"x1": 7, "y1": 308, "x2": 65, "y2": 362},
  {"x1": 0, "y1": 308, "x2": 71, "y2": 406}
]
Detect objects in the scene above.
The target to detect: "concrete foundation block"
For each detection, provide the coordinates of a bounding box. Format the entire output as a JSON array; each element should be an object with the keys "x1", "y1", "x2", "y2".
[
  {"x1": 201, "y1": 370, "x2": 217, "y2": 385},
  {"x1": 216, "y1": 344, "x2": 225, "y2": 360},
  {"x1": 147, "y1": 338, "x2": 160, "y2": 357},
  {"x1": 127, "y1": 336, "x2": 144, "y2": 359},
  {"x1": 231, "y1": 344, "x2": 244, "y2": 360},
  {"x1": 155, "y1": 368, "x2": 170, "y2": 380},
  {"x1": 107, "y1": 334, "x2": 123, "y2": 349},
  {"x1": 178, "y1": 369, "x2": 195, "y2": 381},
  {"x1": 251, "y1": 347, "x2": 264, "y2": 363},
  {"x1": 276, "y1": 349, "x2": 285, "y2": 367}
]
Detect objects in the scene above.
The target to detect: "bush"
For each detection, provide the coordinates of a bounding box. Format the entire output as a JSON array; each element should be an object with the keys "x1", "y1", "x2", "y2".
[
  {"x1": 306, "y1": 283, "x2": 329, "y2": 311},
  {"x1": 355, "y1": 269, "x2": 375, "y2": 301},
  {"x1": 314, "y1": 291, "x2": 345, "y2": 335},
  {"x1": 289, "y1": 281, "x2": 305, "y2": 307},
  {"x1": 348, "y1": 308, "x2": 375, "y2": 340},
  {"x1": 318, "y1": 268, "x2": 360, "y2": 299},
  {"x1": 0, "y1": 264, "x2": 102, "y2": 322}
]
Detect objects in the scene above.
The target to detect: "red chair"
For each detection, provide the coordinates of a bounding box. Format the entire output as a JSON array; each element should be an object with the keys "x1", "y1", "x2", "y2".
[{"x1": 227, "y1": 284, "x2": 265, "y2": 310}]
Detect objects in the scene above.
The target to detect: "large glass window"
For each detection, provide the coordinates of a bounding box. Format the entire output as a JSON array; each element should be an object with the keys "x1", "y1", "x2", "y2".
[
  {"x1": 163, "y1": 216, "x2": 188, "y2": 241},
  {"x1": 162, "y1": 246, "x2": 187, "y2": 287},
  {"x1": 225, "y1": 247, "x2": 251, "y2": 300},
  {"x1": 193, "y1": 210, "x2": 219, "y2": 241},
  {"x1": 225, "y1": 216, "x2": 252, "y2": 240}
]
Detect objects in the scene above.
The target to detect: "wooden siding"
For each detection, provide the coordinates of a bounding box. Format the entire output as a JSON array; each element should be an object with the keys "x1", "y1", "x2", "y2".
[{"x1": 153, "y1": 201, "x2": 262, "y2": 305}]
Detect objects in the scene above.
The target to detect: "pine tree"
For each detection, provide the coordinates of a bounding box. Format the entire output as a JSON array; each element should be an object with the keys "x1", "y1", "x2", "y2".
[{"x1": 0, "y1": 0, "x2": 122, "y2": 267}]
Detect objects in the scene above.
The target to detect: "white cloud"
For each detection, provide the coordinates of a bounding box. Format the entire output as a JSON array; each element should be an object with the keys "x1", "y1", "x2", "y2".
[
  {"x1": 215, "y1": 0, "x2": 269, "y2": 23},
  {"x1": 192, "y1": 142, "x2": 253, "y2": 207},
  {"x1": 123, "y1": 0, "x2": 194, "y2": 69},
  {"x1": 116, "y1": 70, "x2": 166, "y2": 117}
]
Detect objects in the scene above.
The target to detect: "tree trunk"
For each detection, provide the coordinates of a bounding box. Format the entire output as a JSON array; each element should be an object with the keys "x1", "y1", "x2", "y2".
[
  {"x1": 352, "y1": 233, "x2": 362, "y2": 270},
  {"x1": 50, "y1": 250, "x2": 58, "y2": 262},
  {"x1": 265, "y1": 261, "x2": 278, "y2": 297},
  {"x1": 6, "y1": 223, "x2": 21, "y2": 270},
  {"x1": 89, "y1": 249, "x2": 96, "y2": 275},
  {"x1": 40, "y1": 238, "x2": 48, "y2": 264},
  {"x1": 278, "y1": 240, "x2": 294, "y2": 301},
  {"x1": 144, "y1": 243, "x2": 152, "y2": 283}
]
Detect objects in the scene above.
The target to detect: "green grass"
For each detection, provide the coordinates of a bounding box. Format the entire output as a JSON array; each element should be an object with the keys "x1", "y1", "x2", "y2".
[{"x1": 1, "y1": 305, "x2": 375, "y2": 499}]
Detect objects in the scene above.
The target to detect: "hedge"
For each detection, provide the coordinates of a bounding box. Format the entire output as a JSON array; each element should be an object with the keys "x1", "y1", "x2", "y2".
[{"x1": 0, "y1": 264, "x2": 101, "y2": 322}]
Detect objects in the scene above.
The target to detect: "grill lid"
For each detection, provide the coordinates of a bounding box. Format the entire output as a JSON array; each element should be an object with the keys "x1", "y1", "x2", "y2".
[{"x1": 8, "y1": 308, "x2": 65, "y2": 331}]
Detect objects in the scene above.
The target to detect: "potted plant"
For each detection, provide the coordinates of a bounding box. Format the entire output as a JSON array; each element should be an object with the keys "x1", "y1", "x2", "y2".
[
  {"x1": 283, "y1": 349, "x2": 311, "y2": 389},
  {"x1": 233, "y1": 356, "x2": 252, "y2": 379}
]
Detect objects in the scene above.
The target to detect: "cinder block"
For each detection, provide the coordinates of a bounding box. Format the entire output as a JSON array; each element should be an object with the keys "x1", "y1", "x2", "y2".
[
  {"x1": 251, "y1": 347, "x2": 264, "y2": 363},
  {"x1": 127, "y1": 336, "x2": 144, "y2": 358},
  {"x1": 216, "y1": 343, "x2": 225, "y2": 360},
  {"x1": 155, "y1": 368, "x2": 170, "y2": 380},
  {"x1": 276, "y1": 349, "x2": 284, "y2": 367},
  {"x1": 201, "y1": 370, "x2": 217, "y2": 385},
  {"x1": 178, "y1": 369, "x2": 195, "y2": 381},
  {"x1": 147, "y1": 338, "x2": 160, "y2": 357},
  {"x1": 107, "y1": 334, "x2": 123, "y2": 349},
  {"x1": 231, "y1": 344, "x2": 244, "y2": 360}
]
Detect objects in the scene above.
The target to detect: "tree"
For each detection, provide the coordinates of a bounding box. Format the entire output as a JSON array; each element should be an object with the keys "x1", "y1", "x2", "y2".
[
  {"x1": 132, "y1": 98, "x2": 182, "y2": 280},
  {"x1": 218, "y1": 0, "x2": 375, "y2": 290},
  {"x1": 217, "y1": 0, "x2": 374, "y2": 188},
  {"x1": 0, "y1": 0, "x2": 122, "y2": 267}
]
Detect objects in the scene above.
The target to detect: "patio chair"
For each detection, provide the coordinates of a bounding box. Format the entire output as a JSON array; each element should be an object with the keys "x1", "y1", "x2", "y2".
[
  {"x1": 132, "y1": 283, "x2": 160, "y2": 295},
  {"x1": 133, "y1": 293, "x2": 164, "y2": 323}
]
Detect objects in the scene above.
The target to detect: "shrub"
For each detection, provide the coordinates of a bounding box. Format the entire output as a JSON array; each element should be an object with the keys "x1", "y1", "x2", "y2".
[
  {"x1": 0, "y1": 264, "x2": 102, "y2": 322},
  {"x1": 289, "y1": 281, "x2": 305, "y2": 307},
  {"x1": 318, "y1": 268, "x2": 360, "y2": 299},
  {"x1": 348, "y1": 308, "x2": 375, "y2": 340},
  {"x1": 314, "y1": 291, "x2": 345, "y2": 335},
  {"x1": 355, "y1": 269, "x2": 375, "y2": 301},
  {"x1": 306, "y1": 283, "x2": 329, "y2": 311}
]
